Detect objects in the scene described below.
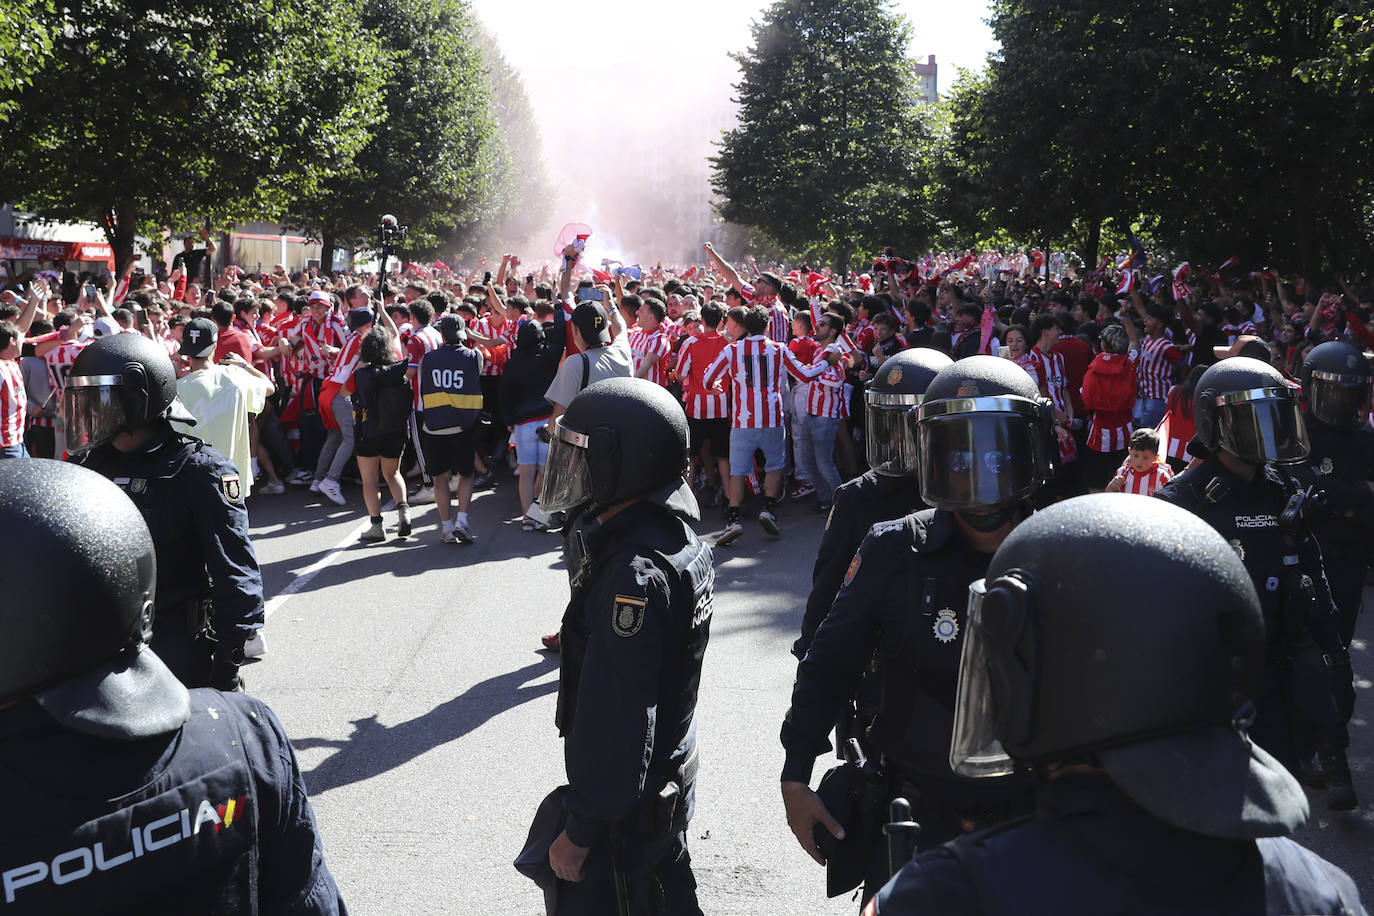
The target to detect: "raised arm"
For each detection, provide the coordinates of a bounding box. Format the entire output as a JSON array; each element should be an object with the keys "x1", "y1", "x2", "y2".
[{"x1": 702, "y1": 243, "x2": 746, "y2": 294}]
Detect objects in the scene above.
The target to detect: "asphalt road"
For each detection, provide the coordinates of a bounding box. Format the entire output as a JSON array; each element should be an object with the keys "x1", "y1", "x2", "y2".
[{"x1": 242, "y1": 469, "x2": 1373, "y2": 914}]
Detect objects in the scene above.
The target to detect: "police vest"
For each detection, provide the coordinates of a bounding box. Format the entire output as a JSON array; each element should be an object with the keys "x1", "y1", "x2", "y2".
[
  {"x1": 0, "y1": 693, "x2": 259, "y2": 915},
  {"x1": 936, "y1": 819, "x2": 1361, "y2": 915},
  {"x1": 419, "y1": 345, "x2": 482, "y2": 434}
]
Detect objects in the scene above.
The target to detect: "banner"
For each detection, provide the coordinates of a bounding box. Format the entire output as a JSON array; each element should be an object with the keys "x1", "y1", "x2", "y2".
[{"x1": 0, "y1": 237, "x2": 115, "y2": 268}]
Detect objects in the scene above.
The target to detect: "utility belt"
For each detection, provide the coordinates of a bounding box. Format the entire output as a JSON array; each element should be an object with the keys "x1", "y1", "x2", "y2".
[
  {"x1": 890, "y1": 772, "x2": 1032, "y2": 837},
  {"x1": 623, "y1": 747, "x2": 697, "y2": 840}
]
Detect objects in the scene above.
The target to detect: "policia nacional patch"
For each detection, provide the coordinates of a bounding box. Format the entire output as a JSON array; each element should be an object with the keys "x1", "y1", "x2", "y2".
[
  {"x1": 612, "y1": 595, "x2": 647, "y2": 637},
  {"x1": 221, "y1": 473, "x2": 243, "y2": 504}
]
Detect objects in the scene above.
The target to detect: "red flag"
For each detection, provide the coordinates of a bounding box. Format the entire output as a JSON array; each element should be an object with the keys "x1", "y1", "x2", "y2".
[
  {"x1": 681, "y1": 265, "x2": 698, "y2": 280},
  {"x1": 1116, "y1": 270, "x2": 1137, "y2": 296},
  {"x1": 589, "y1": 267, "x2": 613, "y2": 285}
]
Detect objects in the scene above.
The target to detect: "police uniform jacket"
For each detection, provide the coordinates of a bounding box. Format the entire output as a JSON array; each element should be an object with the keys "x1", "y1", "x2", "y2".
[
  {"x1": 867, "y1": 771, "x2": 1365, "y2": 915},
  {"x1": 1293, "y1": 417, "x2": 1374, "y2": 553},
  {"x1": 76, "y1": 427, "x2": 265, "y2": 672},
  {"x1": 781, "y1": 509, "x2": 1033, "y2": 810},
  {"x1": 0, "y1": 690, "x2": 344, "y2": 915},
  {"x1": 555, "y1": 501, "x2": 713, "y2": 850},
  {"x1": 795, "y1": 470, "x2": 925, "y2": 660}
]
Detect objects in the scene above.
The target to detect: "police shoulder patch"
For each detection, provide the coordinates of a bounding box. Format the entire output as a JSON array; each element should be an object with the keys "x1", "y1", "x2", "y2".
[
  {"x1": 220, "y1": 473, "x2": 243, "y2": 504},
  {"x1": 843, "y1": 552, "x2": 861, "y2": 588},
  {"x1": 612, "y1": 594, "x2": 647, "y2": 638}
]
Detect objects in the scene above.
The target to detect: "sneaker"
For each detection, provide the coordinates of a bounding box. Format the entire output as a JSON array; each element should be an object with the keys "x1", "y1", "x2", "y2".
[
  {"x1": 318, "y1": 478, "x2": 346, "y2": 506},
  {"x1": 526, "y1": 502, "x2": 552, "y2": 526},
  {"x1": 541, "y1": 632, "x2": 561, "y2": 651},
  {"x1": 439, "y1": 520, "x2": 456, "y2": 544},
  {"x1": 789, "y1": 482, "x2": 816, "y2": 500},
  {"x1": 716, "y1": 521, "x2": 745, "y2": 546},
  {"x1": 410, "y1": 485, "x2": 435, "y2": 505},
  {"x1": 396, "y1": 505, "x2": 411, "y2": 538},
  {"x1": 287, "y1": 469, "x2": 313, "y2": 486},
  {"x1": 359, "y1": 520, "x2": 385, "y2": 543},
  {"x1": 759, "y1": 509, "x2": 780, "y2": 536},
  {"x1": 308, "y1": 479, "x2": 321, "y2": 493},
  {"x1": 243, "y1": 631, "x2": 267, "y2": 659},
  {"x1": 257, "y1": 479, "x2": 285, "y2": 495},
  {"x1": 705, "y1": 484, "x2": 722, "y2": 508},
  {"x1": 453, "y1": 520, "x2": 475, "y2": 544},
  {"x1": 474, "y1": 471, "x2": 496, "y2": 490},
  {"x1": 522, "y1": 516, "x2": 538, "y2": 531}
]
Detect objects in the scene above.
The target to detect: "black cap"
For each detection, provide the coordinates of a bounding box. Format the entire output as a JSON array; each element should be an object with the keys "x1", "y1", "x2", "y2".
[
  {"x1": 435, "y1": 313, "x2": 466, "y2": 344},
  {"x1": 571, "y1": 303, "x2": 611, "y2": 347}
]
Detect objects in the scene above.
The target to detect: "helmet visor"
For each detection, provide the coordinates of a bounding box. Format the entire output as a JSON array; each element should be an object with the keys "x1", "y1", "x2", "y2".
[
  {"x1": 950, "y1": 579, "x2": 1016, "y2": 778},
  {"x1": 539, "y1": 420, "x2": 594, "y2": 513},
  {"x1": 63, "y1": 377, "x2": 129, "y2": 455},
  {"x1": 917, "y1": 398, "x2": 1037, "y2": 511},
  {"x1": 1216, "y1": 388, "x2": 1308, "y2": 465},
  {"x1": 1307, "y1": 373, "x2": 1370, "y2": 428},
  {"x1": 864, "y1": 391, "x2": 921, "y2": 474}
]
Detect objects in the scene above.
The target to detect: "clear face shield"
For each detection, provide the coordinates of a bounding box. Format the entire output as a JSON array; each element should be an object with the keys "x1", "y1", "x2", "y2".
[
  {"x1": 63, "y1": 375, "x2": 131, "y2": 455},
  {"x1": 864, "y1": 390, "x2": 922, "y2": 475},
  {"x1": 539, "y1": 419, "x2": 594, "y2": 513},
  {"x1": 1307, "y1": 371, "x2": 1371, "y2": 429},
  {"x1": 916, "y1": 397, "x2": 1039, "y2": 512},
  {"x1": 1215, "y1": 387, "x2": 1309, "y2": 465},
  {"x1": 950, "y1": 575, "x2": 1037, "y2": 778}
]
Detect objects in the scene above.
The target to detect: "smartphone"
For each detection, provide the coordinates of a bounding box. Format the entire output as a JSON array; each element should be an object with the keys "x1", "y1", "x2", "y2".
[
  {"x1": 84, "y1": 283, "x2": 96, "y2": 299},
  {"x1": 998, "y1": 346, "x2": 1010, "y2": 358},
  {"x1": 576, "y1": 288, "x2": 604, "y2": 303}
]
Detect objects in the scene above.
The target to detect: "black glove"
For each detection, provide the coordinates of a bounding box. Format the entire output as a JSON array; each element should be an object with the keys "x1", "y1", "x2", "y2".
[{"x1": 211, "y1": 646, "x2": 246, "y2": 693}]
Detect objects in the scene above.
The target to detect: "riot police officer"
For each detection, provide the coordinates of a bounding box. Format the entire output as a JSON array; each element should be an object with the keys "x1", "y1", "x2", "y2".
[
  {"x1": 780, "y1": 355, "x2": 1055, "y2": 903},
  {"x1": 794, "y1": 347, "x2": 953, "y2": 660},
  {"x1": 869, "y1": 495, "x2": 1364, "y2": 915},
  {"x1": 0, "y1": 459, "x2": 345, "y2": 914},
  {"x1": 1154, "y1": 356, "x2": 1356, "y2": 811},
  {"x1": 1295, "y1": 341, "x2": 1374, "y2": 648},
  {"x1": 526, "y1": 377, "x2": 713, "y2": 914},
  {"x1": 64, "y1": 333, "x2": 263, "y2": 691}
]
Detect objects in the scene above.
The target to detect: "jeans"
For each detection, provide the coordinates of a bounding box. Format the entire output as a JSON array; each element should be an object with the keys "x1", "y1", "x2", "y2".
[
  {"x1": 0, "y1": 442, "x2": 28, "y2": 459},
  {"x1": 314, "y1": 392, "x2": 355, "y2": 482},
  {"x1": 792, "y1": 411, "x2": 842, "y2": 505},
  {"x1": 1133, "y1": 397, "x2": 1166, "y2": 430}
]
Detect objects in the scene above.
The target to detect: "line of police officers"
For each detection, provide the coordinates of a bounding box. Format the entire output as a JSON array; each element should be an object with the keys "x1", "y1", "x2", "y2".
[{"x1": 2, "y1": 324, "x2": 1369, "y2": 913}]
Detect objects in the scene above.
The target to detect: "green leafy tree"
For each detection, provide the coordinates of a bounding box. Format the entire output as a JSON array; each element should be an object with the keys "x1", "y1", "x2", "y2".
[
  {"x1": 0, "y1": 0, "x2": 54, "y2": 123},
  {"x1": 0, "y1": 0, "x2": 384, "y2": 273},
  {"x1": 286, "y1": 0, "x2": 499, "y2": 269},
  {"x1": 711, "y1": 0, "x2": 934, "y2": 272}
]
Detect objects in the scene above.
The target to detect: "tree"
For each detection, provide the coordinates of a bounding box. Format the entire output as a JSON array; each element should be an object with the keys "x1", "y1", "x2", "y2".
[
  {"x1": 0, "y1": 0, "x2": 384, "y2": 274},
  {"x1": 0, "y1": 0, "x2": 54, "y2": 124},
  {"x1": 711, "y1": 0, "x2": 934, "y2": 272},
  {"x1": 947, "y1": 0, "x2": 1374, "y2": 279},
  {"x1": 285, "y1": 0, "x2": 499, "y2": 270}
]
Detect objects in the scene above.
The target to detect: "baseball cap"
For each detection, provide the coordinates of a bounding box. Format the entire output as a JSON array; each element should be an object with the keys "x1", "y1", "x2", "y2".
[
  {"x1": 435, "y1": 313, "x2": 466, "y2": 345},
  {"x1": 571, "y1": 303, "x2": 611, "y2": 347},
  {"x1": 307, "y1": 290, "x2": 333, "y2": 305},
  {"x1": 346, "y1": 307, "x2": 374, "y2": 331},
  {"x1": 181, "y1": 317, "x2": 218, "y2": 358},
  {"x1": 1213, "y1": 334, "x2": 1270, "y2": 362}
]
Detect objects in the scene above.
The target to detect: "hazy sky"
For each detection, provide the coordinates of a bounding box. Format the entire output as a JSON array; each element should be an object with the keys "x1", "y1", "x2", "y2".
[{"x1": 468, "y1": 0, "x2": 998, "y2": 262}]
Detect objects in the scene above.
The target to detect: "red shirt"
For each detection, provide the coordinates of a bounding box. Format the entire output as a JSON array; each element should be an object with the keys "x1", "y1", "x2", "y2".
[
  {"x1": 213, "y1": 325, "x2": 255, "y2": 364},
  {"x1": 1052, "y1": 335, "x2": 1093, "y2": 415},
  {"x1": 676, "y1": 333, "x2": 731, "y2": 420}
]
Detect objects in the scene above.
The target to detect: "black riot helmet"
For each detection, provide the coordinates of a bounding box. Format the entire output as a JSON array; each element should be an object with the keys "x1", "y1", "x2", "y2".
[
  {"x1": 950, "y1": 494, "x2": 1306, "y2": 840},
  {"x1": 913, "y1": 355, "x2": 1055, "y2": 514},
  {"x1": 64, "y1": 332, "x2": 196, "y2": 454},
  {"x1": 1301, "y1": 341, "x2": 1372, "y2": 429},
  {"x1": 0, "y1": 460, "x2": 190, "y2": 739},
  {"x1": 865, "y1": 347, "x2": 953, "y2": 475},
  {"x1": 540, "y1": 377, "x2": 698, "y2": 519},
  {"x1": 1193, "y1": 356, "x2": 1308, "y2": 464}
]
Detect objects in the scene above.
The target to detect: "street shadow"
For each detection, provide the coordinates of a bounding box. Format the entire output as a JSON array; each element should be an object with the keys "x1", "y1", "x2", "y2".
[{"x1": 296, "y1": 655, "x2": 559, "y2": 794}]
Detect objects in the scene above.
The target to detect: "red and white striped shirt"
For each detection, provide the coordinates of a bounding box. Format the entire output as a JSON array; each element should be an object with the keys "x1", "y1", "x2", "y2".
[
  {"x1": 1114, "y1": 459, "x2": 1174, "y2": 496},
  {"x1": 675, "y1": 333, "x2": 730, "y2": 419},
  {"x1": 1135, "y1": 335, "x2": 1183, "y2": 400},
  {"x1": 1021, "y1": 347, "x2": 1077, "y2": 463},
  {"x1": 0, "y1": 359, "x2": 26, "y2": 447},
  {"x1": 407, "y1": 325, "x2": 444, "y2": 410},
  {"x1": 767, "y1": 303, "x2": 790, "y2": 345},
  {"x1": 702, "y1": 335, "x2": 829, "y2": 429},
  {"x1": 296, "y1": 315, "x2": 346, "y2": 380},
  {"x1": 806, "y1": 359, "x2": 847, "y2": 419},
  {"x1": 328, "y1": 330, "x2": 366, "y2": 387},
  {"x1": 849, "y1": 318, "x2": 875, "y2": 354},
  {"x1": 629, "y1": 326, "x2": 672, "y2": 387},
  {"x1": 44, "y1": 337, "x2": 91, "y2": 394},
  {"x1": 474, "y1": 314, "x2": 512, "y2": 376}
]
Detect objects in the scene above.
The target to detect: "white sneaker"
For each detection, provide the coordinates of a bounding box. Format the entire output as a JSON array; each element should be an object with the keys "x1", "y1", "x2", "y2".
[
  {"x1": 244, "y1": 631, "x2": 267, "y2": 658},
  {"x1": 287, "y1": 468, "x2": 312, "y2": 485},
  {"x1": 716, "y1": 521, "x2": 744, "y2": 546},
  {"x1": 318, "y1": 478, "x2": 346, "y2": 506},
  {"x1": 453, "y1": 520, "x2": 475, "y2": 544},
  {"x1": 759, "y1": 509, "x2": 780, "y2": 537},
  {"x1": 410, "y1": 485, "x2": 435, "y2": 505},
  {"x1": 257, "y1": 480, "x2": 285, "y2": 495},
  {"x1": 308, "y1": 479, "x2": 321, "y2": 493},
  {"x1": 439, "y1": 519, "x2": 456, "y2": 543}
]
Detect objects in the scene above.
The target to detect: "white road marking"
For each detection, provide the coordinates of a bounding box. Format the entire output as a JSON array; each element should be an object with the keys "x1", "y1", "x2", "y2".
[{"x1": 263, "y1": 519, "x2": 371, "y2": 619}]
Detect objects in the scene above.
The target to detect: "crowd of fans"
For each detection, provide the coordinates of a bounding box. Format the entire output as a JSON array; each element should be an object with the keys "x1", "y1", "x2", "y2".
[{"x1": 2, "y1": 237, "x2": 1371, "y2": 536}]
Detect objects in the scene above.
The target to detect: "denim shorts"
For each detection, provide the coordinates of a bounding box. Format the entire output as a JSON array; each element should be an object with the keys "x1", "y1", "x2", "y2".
[{"x1": 728, "y1": 425, "x2": 786, "y2": 476}]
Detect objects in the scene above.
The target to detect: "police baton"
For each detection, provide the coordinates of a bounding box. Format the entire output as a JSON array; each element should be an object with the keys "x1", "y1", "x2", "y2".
[{"x1": 883, "y1": 797, "x2": 921, "y2": 878}]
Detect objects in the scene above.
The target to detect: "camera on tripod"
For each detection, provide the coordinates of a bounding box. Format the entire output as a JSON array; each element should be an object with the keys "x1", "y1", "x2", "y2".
[{"x1": 378, "y1": 214, "x2": 408, "y2": 247}]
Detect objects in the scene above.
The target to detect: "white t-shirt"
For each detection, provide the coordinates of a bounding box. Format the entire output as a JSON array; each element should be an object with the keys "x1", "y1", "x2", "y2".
[
  {"x1": 543, "y1": 334, "x2": 633, "y2": 409},
  {"x1": 172, "y1": 364, "x2": 269, "y2": 488}
]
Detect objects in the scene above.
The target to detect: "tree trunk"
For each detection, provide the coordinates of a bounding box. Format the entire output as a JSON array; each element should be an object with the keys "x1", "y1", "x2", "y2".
[
  {"x1": 106, "y1": 204, "x2": 138, "y2": 277},
  {"x1": 320, "y1": 230, "x2": 336, "y2": 274},
  {"x1": 1084, "y1": 218, "x2": 1102, "y2": 271}
]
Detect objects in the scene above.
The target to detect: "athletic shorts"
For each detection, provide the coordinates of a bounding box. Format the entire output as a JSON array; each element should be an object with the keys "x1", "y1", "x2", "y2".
[
  {"x1": 729, "y1": 425, "x2": 785, "y2": 477},
  {"x1": 513, "y1": 418, "x2": 550, "y2": 467},
  {"x1": 687, "y1": 416, "x2": 730, "y2": 461},
  {"x1": 419, "y1": 426, "x2": 476, "y2": 478},
  {"x1": 355, "y1": 432, "x2": 406, "y2": 459}
]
